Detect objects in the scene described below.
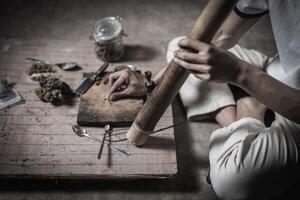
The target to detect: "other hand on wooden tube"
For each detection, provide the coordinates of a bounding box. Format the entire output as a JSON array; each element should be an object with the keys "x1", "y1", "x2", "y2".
[{"x1": 173, "y1": 38, "x2": 246, "y2": 84}]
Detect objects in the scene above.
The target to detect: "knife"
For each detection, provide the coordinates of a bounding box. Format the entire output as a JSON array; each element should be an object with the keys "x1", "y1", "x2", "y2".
[{"x1": 74, "y1": 62, "x2": 109, "y2": 95}]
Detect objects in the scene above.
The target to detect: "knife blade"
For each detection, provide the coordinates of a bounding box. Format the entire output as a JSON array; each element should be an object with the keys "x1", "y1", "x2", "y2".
[{"x1": 74, "y1": 62, "x2": 109, "y2": 95}]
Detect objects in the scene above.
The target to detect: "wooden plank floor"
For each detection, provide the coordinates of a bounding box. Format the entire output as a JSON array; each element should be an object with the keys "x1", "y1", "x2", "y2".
[{"x1": 0, "y1": 37, "x2": 177, "y2": 179}]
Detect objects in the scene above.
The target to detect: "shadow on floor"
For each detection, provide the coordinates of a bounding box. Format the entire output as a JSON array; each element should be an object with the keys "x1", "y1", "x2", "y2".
[{"x1": 119, "y1": 44, "x2": 159, "y2": 62}]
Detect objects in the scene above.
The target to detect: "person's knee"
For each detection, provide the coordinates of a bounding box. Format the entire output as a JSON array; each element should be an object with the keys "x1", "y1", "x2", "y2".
[
  {"x1": 166, "y1": 36, "x2": 185, "y2": 63},
  {"x1": 210, "y1": 166, "x2": 254, "y2": 200}
]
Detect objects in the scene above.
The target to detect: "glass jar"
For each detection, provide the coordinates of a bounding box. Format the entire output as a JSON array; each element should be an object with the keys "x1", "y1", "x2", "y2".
[{"x1": 90, "y1": 16, "x2": 125, "y2": 62}]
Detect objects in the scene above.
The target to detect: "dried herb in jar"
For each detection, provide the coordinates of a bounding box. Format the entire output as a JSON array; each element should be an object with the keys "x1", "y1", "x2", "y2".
[
  {"x1": 93, "y1": 38, "x2": 125, "y2": 62},
  {"x1": 90, "y1": 17, "x2": 125, "y2": 62}
]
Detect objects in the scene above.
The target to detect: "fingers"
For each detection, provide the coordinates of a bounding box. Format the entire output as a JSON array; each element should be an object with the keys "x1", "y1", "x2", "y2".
[
  {"x1": 173, "y1": 57, "x2": 210, "y2": 73},
  {"x1": 107, "y1": 70, "x2": 130, "y2": 98},
  {"x1": 108, "y1": 72, "x2": 121, "y2": 88},
  {"x1": 174, "y1": 50, "x2": 201, "y2": 63},
  {"x1": 192, "y1": 72, "x2": 211, "y2": 81},
  {"x1": 110, "y1": 90, "x2": 128, "y2": 101},
  {"x1": 108, "y1": 69, "x2": 130, "y2": 88},
  {"x1": 107, "y1": 76, "x2": 126, "y2": 99},
  {"x1": 178, "y1": 38, "x2": 211, "y2": 52},
  {"x1": 175, "y1": 39, "x2": 215, "y2": 65},
  {"x1": 173, "y1": 54, "x2": 212, "y2": 81},
  {"x1": 175, "y1": 50, "x2": 211, "y2": 65}
]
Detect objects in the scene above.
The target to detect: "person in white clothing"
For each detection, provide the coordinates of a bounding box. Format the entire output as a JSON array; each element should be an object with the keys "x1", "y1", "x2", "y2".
[{"x1": 106, "y1": 0, "x2": 300, "y2": 199}]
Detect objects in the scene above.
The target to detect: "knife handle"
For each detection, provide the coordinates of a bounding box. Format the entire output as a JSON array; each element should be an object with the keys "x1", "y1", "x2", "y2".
[{"x1": 95, "y1": 62, "x2": 109, "y2": 77}]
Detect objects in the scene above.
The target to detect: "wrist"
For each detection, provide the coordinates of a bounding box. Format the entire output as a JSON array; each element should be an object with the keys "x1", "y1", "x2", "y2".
[{"x1": 232, "y1": 60, "x2": 251, "y2": 86}]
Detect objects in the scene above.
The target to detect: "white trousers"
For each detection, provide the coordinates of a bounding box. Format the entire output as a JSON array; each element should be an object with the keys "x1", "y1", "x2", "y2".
[{"x1": 167, "y1": 37, "x2": 300, "y2": 200}]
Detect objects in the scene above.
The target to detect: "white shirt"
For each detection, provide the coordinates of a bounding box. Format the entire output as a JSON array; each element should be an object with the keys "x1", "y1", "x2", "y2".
[{"x1": 235, "y1": 0, "x2": 300, "y2": 90}]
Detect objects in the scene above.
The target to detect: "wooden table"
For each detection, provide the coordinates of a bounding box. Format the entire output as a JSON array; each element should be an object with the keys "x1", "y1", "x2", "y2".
[{"x1": 0, "y1": 37, "x2": 177, "y2": 179}]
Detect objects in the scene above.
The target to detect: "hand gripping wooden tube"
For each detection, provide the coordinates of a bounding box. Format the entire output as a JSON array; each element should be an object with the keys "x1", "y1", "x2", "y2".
[{"x1": 127, "y1": 0, "x2": 238, "y2": 146}]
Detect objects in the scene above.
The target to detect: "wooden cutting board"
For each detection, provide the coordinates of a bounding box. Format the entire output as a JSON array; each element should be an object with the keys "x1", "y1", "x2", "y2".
[{"x1": 77, "y1": 82, "x2": 144, "y2": 127}]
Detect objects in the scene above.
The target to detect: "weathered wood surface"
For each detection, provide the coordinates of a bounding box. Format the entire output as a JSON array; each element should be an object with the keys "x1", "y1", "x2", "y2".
[
  {"x1": 0, "y1": 37, "x2": 177, "y2": 179},
  {"x1": 77, "y1": 80, "x2": 144, "y2": 127}
]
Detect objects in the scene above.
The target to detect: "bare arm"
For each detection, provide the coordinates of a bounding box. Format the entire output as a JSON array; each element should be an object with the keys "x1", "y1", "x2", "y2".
[
  {"x1": 236, "y1": 62, "x2": 300, "y2": 123},
  {"x1": 213, "y1": 11, "x2": 300, "y2": 123},
  {"x1": 212, "y1": 10, "x2": 259, "y2": 49}
]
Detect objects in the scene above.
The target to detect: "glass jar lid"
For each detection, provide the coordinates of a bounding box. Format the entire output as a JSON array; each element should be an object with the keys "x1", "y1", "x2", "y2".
[{"x1": 92, "y1": 16, "x2": 122, "y2": 41}]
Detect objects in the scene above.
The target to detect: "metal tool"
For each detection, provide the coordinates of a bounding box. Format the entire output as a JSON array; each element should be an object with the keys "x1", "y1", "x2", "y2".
[
  {"x1": 27, "y1": 58, "x2": 80, "y2": 71},
  {"x1": 56, "y1": 62, "x2": 81, "y2": 71},
  {"x1": 71, "y1": 124, "x2": 129, "y2": 156},
  {"x1": 98, "y1": 124, "x2": 111, "y2": 159},
  {"x1": 26, "y1": 58, "x2": 49, "y2": 64},
  {"x1": 74, "y1": 61, "x2": 109, "y2": 95}
]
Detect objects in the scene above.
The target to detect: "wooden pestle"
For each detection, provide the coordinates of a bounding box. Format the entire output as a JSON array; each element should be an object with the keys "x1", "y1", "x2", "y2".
[{"x1": 127, "y1": 0, "x2": 238, "y2": 146}]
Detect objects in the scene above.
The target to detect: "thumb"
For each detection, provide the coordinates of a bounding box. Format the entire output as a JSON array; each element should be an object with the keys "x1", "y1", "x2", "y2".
[
  {"x1": 107, "y1": 76, "x2": 126, "y2": 98},
  {"x1": 110, "y1": 90, "x2": 128, "y2": 101}
]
